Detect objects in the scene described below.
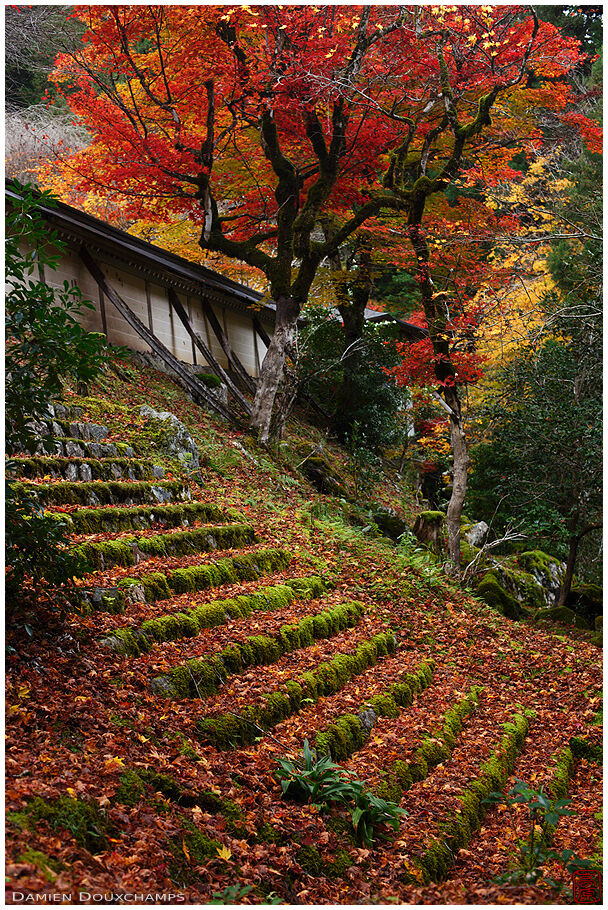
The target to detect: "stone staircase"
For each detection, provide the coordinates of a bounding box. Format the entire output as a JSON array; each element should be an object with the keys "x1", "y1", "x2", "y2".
[{"x1": 5, "y1": 397, "x2": 602, "y2": 902}]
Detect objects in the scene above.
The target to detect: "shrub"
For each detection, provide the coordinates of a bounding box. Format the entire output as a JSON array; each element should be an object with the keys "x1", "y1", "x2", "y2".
[{"x1": 6, "y1": 182, "x2": 109, "y2": 608}]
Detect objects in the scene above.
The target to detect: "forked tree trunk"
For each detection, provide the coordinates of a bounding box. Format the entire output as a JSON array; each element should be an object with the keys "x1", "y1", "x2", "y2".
[
  {"x1": 444, "y1": 385, "x2": 470, "y2": 573},
  {"x1": 249, "y1": 295, "x2": 300, "y2": 445}
]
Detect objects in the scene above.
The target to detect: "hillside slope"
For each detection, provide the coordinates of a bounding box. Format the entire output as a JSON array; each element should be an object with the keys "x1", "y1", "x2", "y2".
[{"x1": 6, "y1": 357, "x2": 602, "y2": 905}]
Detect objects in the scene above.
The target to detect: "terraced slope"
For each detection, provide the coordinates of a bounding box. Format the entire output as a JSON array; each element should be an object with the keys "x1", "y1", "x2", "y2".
[{"x1": 5, "y1": 363, "x2": 602, "y2": 905}]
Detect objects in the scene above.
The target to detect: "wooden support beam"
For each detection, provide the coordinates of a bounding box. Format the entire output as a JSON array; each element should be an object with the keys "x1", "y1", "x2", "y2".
[
  {"x1": 79, "y1": 245, "x2": 240, "y2": 426},
  {"x1": 199, "y1": 295, "x2": 257, "y2": 394},
  {"x1": 167, "y1": 288, "x2": 252, "y2": 417}
]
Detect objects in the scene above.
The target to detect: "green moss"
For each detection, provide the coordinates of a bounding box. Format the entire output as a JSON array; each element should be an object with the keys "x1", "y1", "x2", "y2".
[
  {"x1": 570, "y1": 737, "x2": 602, "y2": 765},
  {"x1": 296, "y1": 845, "x2": 351, "y2": 878},
  {"x1": 169, "y1": 819, "x2": 222, "y2": 884},
  {"x1": 153, "y1": 599, "x2": 362, "y2": 697},
  {"x1": 10, "y1": 796, "x2": 112, "y2": 852},
  {"x1": 68, "y1": 501, "x2": 240, "y2": 535},
  {"x1": 17, "y1": 848, "x2": 64, "y2": 882},
  {"x1": 197, "y1": 633, "x2": 396, "y2": 749},
  {"x1": 476, "y1": 571, "x2": 521, "y2": 619},
  {"x1": 535, "y1": 606, "x2": 577, "y2": 626},
  {"x1": 115, "y1": 770, "x2": 146, "y2": 807},
  {"x1": 16, "y1": 479, "x2": 186, "y2": 507},
  {"x1": 420, "y1": 711, "x2": 529, "y2": 882}
]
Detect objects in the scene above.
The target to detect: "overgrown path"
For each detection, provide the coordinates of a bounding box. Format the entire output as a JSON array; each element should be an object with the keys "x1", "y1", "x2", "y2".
[{"x1": 6, "y1": 361, "x2": 602, "y2": 904}]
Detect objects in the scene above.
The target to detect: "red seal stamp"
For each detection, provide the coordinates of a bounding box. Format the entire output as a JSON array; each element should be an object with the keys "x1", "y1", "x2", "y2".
[{"x1": 572, "y1": 868, "x2": 602, "y2": 904}]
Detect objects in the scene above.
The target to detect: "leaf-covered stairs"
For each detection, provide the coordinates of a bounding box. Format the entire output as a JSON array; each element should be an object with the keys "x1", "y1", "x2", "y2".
[{"x1": 6, "y1": 387, "x2": 602, "y2": 905}]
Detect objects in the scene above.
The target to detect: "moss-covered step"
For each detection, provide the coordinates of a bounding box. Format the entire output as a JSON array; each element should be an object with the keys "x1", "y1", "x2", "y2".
[
  {"x1": 27, "y1": 417, "x2": 110, "y2": 442},
  {"x1": 376, "y1": 688, "x2": 481, "y2": 803},
  {"x1": 72, "y1": 522, "x2": 257, "y2": 572},
  {"x1": 415, "y1": 712, "x2": 529, "y2": 883},
  {"x1": 12, "y1": 479, "x2": 191, "y2": 507},
  {"x1": 8, "y1": 795, "x2": 115, "y2": 853},
  {"x1": 197, "y1": 631, "x2": 397, "y2": 749},
  {"x1": 79, "y1": 547, "x2": 291, "y2": 613},
  {"x1": 115, "y1": 768, "x2": 242, "y2": 818},
  {"x1": 66, "y1": 501, "x2": 243, "y2": 535},
  {"x1": 314, "y1": 659, "x2": 436, "y2": 762},
  {"x1": 150, "y1": 600, "x2": 365, "y2": 699},
  {"x1": 34, "y1": 436, "x2": 130, "y2": 460},
  {"x1": 102, "y1": 576, "x2": 327, "y2": 656},
  {"x1": 7, "y1": 455, "x2": 164, "y2": 483}
]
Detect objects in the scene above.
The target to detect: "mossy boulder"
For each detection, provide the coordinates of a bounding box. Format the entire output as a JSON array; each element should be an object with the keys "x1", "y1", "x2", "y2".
[
  {"x1": 301, "y1": 454, "x2": 348, "y2": 497},
  {"x1": 476, "y1": 570, "x2": 522, "y2": 619},
  {"x1": 475, "y1": 550, "x2": 565, "y2": 619},
  {"x1": 413, "y1": 511, "x2": 445, "y2": 552},
  {"x1": 372, "y1": 508, "x2": 408, "y2": 541},
  {"x1": 567, "y1": 582, "x2": 602, "y2": 626}
]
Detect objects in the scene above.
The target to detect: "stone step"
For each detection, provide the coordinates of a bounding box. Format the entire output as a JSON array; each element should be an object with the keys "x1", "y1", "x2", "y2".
[
  {"x1": 101, "y1": 576, "x2": 327, "y2": 655},
  {"x1": 26, "y1": 417, "x2": 110, "y2": 442},
  {"x1": 73, "y1": 522, "x2": 257, "y2": 572},
  {"x1": 77, "y1": 546, "x2": 292, "y2": 613},
  {"x1": 195, "y1": 631, "x2": 397, "y2": 749},
  {"x1": 413, "y1": 712, "x2": 530, "y2": 883},
  {"x1": 32, "y1": 437, "x2": 132, "y2": 460},
  {"x1": 149, "y1": 600, "x2": 365, "y2": 699},
  {"x1": 13, "y1": 479, "x2": 191, "y2": 507},
  {"x1": 7, "y1": 456, "x2": 164, "y2": 483},
  {"x1": 65, "y1": 501, "x2": 244, "y2": 535},
  {"x1": 312, "y1": 659, "x2": 437, "y2": 762}
]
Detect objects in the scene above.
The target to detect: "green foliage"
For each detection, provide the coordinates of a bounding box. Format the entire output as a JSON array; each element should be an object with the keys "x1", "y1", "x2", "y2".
[
  {"x1": 297, "y1": 307, "x2": 408, "y2": 453},
  {"x1": 483, "y1": 779, "x2": 597, "y2": 890},
  {"x1": 468, "y1": 337, "x2": 601, "y2": 581},
  {"x1": 276, "y1": 740, "x2": 406, "y2": 847},
  {"x1": 209, "y1": 884, "x2": 254, "y2": 904},
  {"x1": 5, "y1": 183, "x2": 109, "y2": 604}
]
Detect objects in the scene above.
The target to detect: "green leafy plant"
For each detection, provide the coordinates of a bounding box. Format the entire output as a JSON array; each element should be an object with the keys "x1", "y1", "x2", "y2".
[
  {"x1": 276, "y1": 740, "x2": 406, "y2": 846},
  {"x1": 5, "y1": 182, "x2": 110, "y2": 608},
  {"x1": 484, "y1": 780, "x2": 597, "y2": 891},
  {"x1": 209, "y1": 883, "x2": 253, "y2": 904},
  {"x1": 276, "y1": 738, "x2": 355, "y2": 806}
]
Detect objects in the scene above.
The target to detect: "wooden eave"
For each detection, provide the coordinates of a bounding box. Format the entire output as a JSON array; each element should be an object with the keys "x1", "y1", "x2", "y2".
[{"x1": 5, "y1": 182, "x2": 277, "y2": 327}]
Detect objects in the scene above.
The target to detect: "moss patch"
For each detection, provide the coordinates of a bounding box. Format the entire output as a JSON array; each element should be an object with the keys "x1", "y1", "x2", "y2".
[
  {"x1": 68, "y1": 501, "x2": 242, "y2": 535},
  {"x1": 9, "y1": 796, "x2": 113, "y2": 852}
]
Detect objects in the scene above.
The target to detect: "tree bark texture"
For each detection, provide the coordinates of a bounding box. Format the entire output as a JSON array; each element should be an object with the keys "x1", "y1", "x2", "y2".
[{"x1": 249, "y1": 295, "x2": 300, "y2": 444}]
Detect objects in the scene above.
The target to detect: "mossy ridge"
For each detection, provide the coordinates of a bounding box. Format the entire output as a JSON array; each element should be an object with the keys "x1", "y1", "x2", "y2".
[
  {"x1": 8, "y1": 795, "x2": 114, "y2": 852},
  {"x1": 197, "y1": 632, "x2": 397, "y2": 750},
  {"x1": 569, "y1": 736, "x2": 602, "y2": 765},
  {"x1": 416, "y1": 712, "x2": 529, "y2": 883},
  {"x1": 314, "y1": 659, "x2": 436, "y2": 763},
  {"x1": 378, "y1": 687, "x2": 481, "y2": 801},
  {"x1": 7, "y1": 455, "x2": 159, "y2": 482},
  {"x1": 73, "y1": 522, "x2": 256, "y2": 571},
  {"x1": 115, "y1": 768, "x2": 242, "y2": 819},
  {"x1": 17, "y1": 848, "x2": 64, "y2": 883},
  {"x1": 151, "y1": 600, "x2": 365, "y2": 698},
  {"x1": 68, "y1": 501, "x2": 243, "y2": 535},
  {"x1": 103, "y1": 576, "x2": 326, "y2": 656},
  {"x1": 14, "y1": 479, "x2": 189, "y2": 507},
  {"x1": 168, "y1": 818, "x2": 223, "y2": 886},
  {"x1": 296, "y1": 844, "x2": 352, "y2": 878}
]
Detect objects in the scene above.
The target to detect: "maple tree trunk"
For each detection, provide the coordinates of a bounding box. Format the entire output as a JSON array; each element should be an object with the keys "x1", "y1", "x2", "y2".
[
  {"x1": 250, "y1": 295, "x2": 300, "y2": 445},
  {"x1": 444, "y1": 385, "x2": 470, "y2": 574}
]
